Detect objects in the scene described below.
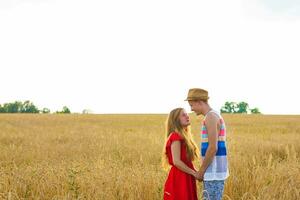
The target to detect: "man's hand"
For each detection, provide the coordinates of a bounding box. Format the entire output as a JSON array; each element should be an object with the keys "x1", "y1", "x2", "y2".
[{"x1": 194, "y1": 170, "x2": 204, "y2": 182}]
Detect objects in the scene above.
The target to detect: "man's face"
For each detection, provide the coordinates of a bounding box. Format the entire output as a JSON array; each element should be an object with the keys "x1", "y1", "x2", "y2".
[
  {"x1": 179, "y1": 109, "x2": 190, "y2": 127},
  {"x1": 188, "y1": 100, "x2": 202, "y2": 115}
]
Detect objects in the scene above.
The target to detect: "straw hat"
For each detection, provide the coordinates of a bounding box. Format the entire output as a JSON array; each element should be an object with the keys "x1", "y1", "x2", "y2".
[{"x1": 184, "y1": 88, "x2": 209, "y2": 101}]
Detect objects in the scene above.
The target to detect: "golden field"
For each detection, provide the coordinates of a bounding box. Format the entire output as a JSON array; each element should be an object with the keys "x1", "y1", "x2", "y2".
[{"x1": 0, "y1": 114, "x2": 299, "y2": 200}]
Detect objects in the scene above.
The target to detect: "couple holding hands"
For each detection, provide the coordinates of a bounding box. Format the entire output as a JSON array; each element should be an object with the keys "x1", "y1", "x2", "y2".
[{"x1": 162, "y1": 88, "x2": 229, "y2": 200}]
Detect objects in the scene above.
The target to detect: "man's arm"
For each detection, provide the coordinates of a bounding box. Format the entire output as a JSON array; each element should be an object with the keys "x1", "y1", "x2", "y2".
[{"x1": 198, "y1": 113, "x2": 219, "y2": 179}]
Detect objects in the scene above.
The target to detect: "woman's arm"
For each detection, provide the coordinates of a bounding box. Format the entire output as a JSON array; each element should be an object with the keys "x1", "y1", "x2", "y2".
[{"x1": 171, "y1": 141, "x2": 198, "y2": 177}]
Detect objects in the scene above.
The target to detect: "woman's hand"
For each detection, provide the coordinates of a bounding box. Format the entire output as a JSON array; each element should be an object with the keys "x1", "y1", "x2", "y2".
[{"x1": 193, "y1": 170, "x2": 204, "y2": 182}]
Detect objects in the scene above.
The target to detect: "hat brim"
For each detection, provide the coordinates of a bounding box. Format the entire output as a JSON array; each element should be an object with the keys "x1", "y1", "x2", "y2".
[{"x1": 184, "y1": 97, "x2": 209, "y2": 101}]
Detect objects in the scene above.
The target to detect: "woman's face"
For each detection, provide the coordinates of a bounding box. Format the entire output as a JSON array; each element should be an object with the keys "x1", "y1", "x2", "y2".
[{"x1": 178, "y1": 109, "x2": 190, "y2": 127}]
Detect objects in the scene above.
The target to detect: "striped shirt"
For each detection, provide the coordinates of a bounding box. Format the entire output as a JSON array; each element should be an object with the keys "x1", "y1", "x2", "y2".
[{"x1": 201, "y1": 110, "x2": 229, "y2": 181}]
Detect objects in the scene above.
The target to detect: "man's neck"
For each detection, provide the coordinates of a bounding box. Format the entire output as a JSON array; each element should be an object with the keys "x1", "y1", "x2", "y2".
[{"x1": 202, "y1": 105, "x2": 212, "y2": 116}]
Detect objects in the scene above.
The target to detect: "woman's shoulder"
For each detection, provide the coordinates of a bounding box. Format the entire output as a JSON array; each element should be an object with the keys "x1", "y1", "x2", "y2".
[{"x1": 167, "y1": 132, "x2": 184, "y2": 145}]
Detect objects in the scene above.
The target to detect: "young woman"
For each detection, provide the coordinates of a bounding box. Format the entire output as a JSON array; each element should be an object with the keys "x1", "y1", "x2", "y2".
[{"x1": 162, "y1": 108, "x2": 200, "y2": 200}]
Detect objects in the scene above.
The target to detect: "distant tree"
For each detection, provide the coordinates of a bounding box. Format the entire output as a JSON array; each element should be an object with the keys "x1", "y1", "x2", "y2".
[
  {"x1": 62, "y1": 106, "x2": 71, "y2": 113},
  {"x1": 21, "y1": 100, "x2": 39, "y2": 113},
  {"x1": 0, "y1": 101, "x2": 38, "y2": 113},
  {"x1": 0, "y1": 104, "x2": 4, "y2": 113},
  {"x1": 42, "y1": 108, "x2": 51, "y2": 114},
  {"x1": 236, "y1": 102, "x2": 249, "y2": 113},
  {"x1": 82, "y1": 109, "x2": 92, "y2": 114},
  {"x1": 221, "y1": 101, "x2": 238, "y2": 113},
  {"x1": 56, "y1": 106, "x2": 71, "y2": 114},
  {"x1": 250, "y1": 107, "x2": 261, "y2": 114},
  {"x1": 3, "y1": 101, "x2": 23, "y2": 113}
]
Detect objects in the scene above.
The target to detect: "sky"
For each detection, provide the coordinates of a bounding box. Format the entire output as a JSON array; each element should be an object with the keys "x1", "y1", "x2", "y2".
[{"x1": 0, "y1": 0, "x2": 299, "y2": 114}]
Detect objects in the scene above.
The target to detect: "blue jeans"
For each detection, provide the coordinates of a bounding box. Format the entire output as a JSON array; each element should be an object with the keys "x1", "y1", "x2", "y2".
[{"x1": 203, "y1": 180, "x2": 225, "y2": 200}]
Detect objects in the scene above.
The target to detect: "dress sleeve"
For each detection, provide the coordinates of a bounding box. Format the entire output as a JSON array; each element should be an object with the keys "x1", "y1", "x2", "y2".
[{"x1": 166, "y1": 132, "x2": 183, "y2": 147}]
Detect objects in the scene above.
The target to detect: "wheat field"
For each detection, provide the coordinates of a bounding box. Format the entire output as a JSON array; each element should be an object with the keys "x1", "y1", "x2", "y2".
[{"x1": 0, "y1": 114, "x2": 299, "y2": 200}]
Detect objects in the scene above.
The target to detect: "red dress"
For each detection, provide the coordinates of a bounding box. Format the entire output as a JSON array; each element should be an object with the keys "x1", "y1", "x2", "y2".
[{"x1": 163, "y1": 132, "x2": 198, "y2": 200}]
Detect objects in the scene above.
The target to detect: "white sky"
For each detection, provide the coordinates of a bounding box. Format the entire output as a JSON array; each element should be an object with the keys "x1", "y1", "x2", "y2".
[{"x1": 0, "y1": 0, "x2": 299, "y2": 114}]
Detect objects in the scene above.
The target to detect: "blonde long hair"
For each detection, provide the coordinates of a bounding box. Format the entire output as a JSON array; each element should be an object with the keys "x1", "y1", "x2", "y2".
[{"x1": 162, "y1": 108, "x2": 200, "y2": 170}]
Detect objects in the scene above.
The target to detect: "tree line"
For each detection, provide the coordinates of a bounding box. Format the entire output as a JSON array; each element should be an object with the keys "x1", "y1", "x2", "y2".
[
  {"x1": 0, "y1": 100, "x2": 261, "y2": 114},
  {"x1": 220, "y1": 101, "x2": 261, "y2": 114},
  {"x1": 0, "y1": 101, "x2": 71, "y2": 114}
]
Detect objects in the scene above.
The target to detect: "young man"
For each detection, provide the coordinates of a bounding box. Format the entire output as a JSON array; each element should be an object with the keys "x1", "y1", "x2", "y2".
[{"x1": 185, "y1": 88, "x2": 229, "y2": 200}]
